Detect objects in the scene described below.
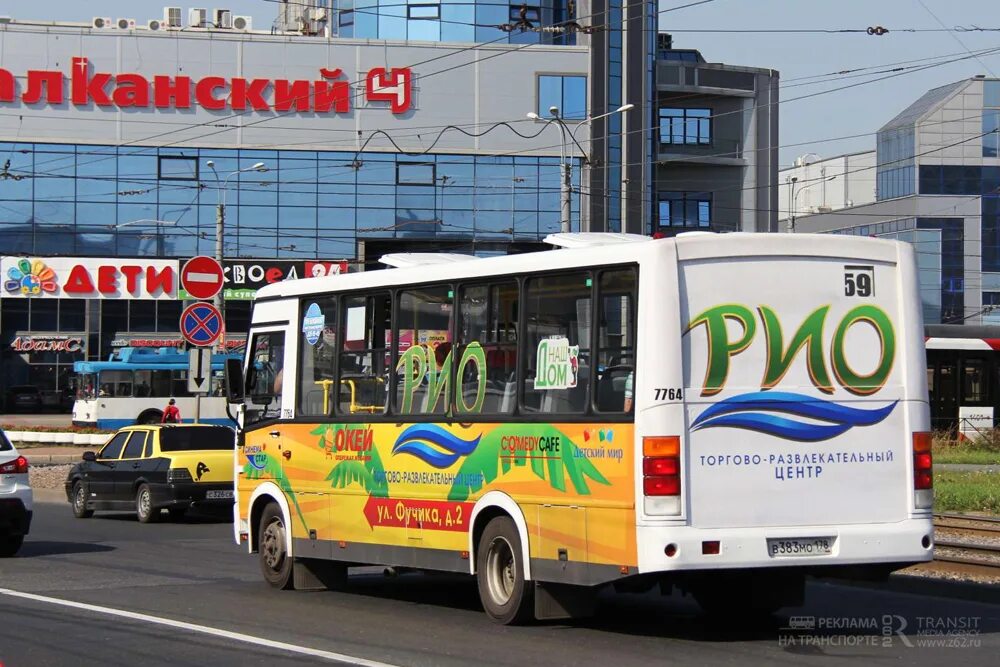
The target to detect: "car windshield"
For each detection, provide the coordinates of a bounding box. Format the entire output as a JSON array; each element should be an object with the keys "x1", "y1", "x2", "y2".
[
  {"x1": 159, "y1": 426, "x2": 234, "y2": 452},
  {"x1": 0, "y1": 430, "x2": 11, "y2": 452}
]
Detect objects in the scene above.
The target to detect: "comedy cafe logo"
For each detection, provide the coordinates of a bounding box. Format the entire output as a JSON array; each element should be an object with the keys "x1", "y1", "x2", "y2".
[{"x1": 4, "y1": 259, "x2": 57, "y2": 296}]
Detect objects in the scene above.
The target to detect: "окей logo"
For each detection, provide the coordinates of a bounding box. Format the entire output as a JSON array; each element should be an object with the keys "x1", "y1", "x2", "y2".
[
  {"x1": 4, "y1": 259, "x2": 57, "y2": 296},
  {"x1": 391, "y1": 424, "x2": 480, "y2": 468},
  {"x1": 687, "y1": 304, "x2": 898, "y2": 442}
]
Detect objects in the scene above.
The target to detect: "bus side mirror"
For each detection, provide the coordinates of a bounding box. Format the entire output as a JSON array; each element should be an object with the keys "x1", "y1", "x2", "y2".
[{"x1": 224, "y1": 358, "x2": 246, "y2": 404}]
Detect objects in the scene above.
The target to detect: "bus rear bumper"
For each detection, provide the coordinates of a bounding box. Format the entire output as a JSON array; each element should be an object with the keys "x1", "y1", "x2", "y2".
[{"x1": 635, "y1": 517, "x2": 934, "y2": 575}]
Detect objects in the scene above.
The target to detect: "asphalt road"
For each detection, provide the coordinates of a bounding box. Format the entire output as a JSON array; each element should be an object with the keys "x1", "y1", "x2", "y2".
[{"x1": 0, "y1": 501, "x2": 997, "y2": 667}]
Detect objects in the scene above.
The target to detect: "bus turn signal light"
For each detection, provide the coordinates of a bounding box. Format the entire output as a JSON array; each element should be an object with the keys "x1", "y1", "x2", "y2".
[{"x1": 643, "y1": 436, "x2": 679, "y2": 457}]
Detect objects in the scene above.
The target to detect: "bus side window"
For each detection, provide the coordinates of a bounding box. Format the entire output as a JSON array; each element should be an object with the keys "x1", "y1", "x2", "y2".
[
  {"x1": 395, "y1": 286, "x2": 452, "y2": 416},
  {"x1": 522, "y1": 272, "x2": 591, "y2": 415},
  {"x1": 594, "y1": 269, "x2": 637, "y2": 413},
  {"x1": 338, "y1": 294, "x2": 391, "y2": 415},
  {"x1": 457, "y1": 281, "x2": 518, "y2": 414},
  {"x1": 298, "y1": 296, "x2": 339, "y2": 417}
]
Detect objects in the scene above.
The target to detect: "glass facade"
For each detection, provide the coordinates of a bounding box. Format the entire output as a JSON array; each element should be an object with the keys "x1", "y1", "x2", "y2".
[
  {"x1": 875, "y1": 126, "x2": 915, "y2": 200},
  {"x1": 985, "y1": 81, "x2": 1000, "y2": 157},
  {"x1": 332, "y1": 0, "x2": 575, "y2": 45},
  {"x1": 0, "y1": 141, "x2": 580, "y2": 260},
  {"x1": 605, "y1": 0, "x2": 624, "y2": 232}
]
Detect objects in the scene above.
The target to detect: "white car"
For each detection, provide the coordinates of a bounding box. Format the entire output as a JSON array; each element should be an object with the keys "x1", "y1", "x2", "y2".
[{"x1": 0, "y1": 428, "x2": 32, "y2": 557}]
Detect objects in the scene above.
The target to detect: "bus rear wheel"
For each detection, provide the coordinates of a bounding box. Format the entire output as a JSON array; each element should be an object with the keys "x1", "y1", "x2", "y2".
[
  {"x1": 136, "y1": 410, "x2": 162, "y2": 425},
  {"x1": 476, "y1": 516, "x2": 534, "y2": 625},
  {"x1": 259, "y1": 503, "x2": 294, "y2": 590}
]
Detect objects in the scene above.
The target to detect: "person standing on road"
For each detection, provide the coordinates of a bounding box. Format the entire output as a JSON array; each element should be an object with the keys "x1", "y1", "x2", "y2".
[{"x1": 161, "y1": 398, "x2": 181, "y2": 423}]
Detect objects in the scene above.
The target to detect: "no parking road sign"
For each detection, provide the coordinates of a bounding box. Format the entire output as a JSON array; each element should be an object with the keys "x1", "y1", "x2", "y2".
[
  {"x1": 181, "y1": 256, "x2": 225, "y2": 301},
  {"x1": 180, "y1": 302, "x2": 224, "y2": 347}
]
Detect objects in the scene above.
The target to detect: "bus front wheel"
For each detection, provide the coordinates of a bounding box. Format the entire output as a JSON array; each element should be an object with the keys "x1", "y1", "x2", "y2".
[
  {"x1": 136, "y1": 410, "x2": 162, "y2": 425},
  {"x1": 259, "y1": 503, "x2": 294, "y2": 590},
  {"x1": 476, "y1": 516, "x2": 534, "y2": 625}
]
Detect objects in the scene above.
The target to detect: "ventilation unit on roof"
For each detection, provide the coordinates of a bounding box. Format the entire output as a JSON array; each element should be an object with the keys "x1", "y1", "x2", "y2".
[
  {"x1": 117, "y1": 18, "x2": 136, "y2": 30},
  {"x1": 163, "y1": 6, "x2": 182, "y2": 27},
  {"x1": 147, "y1": 19, "x2": 163, "y2": 30},
  {"x1": 189, "y1": 8, "x2": 207, "y2": 27},
  {"x1": 232, "y1": 15, "x2": 251, "y2": 31},
  {"x1": 92, "y1": 17, "x2": 113, "y2": 29},
  {"x1": 214, "y1": 8, "x2": 232, "y2": 28}
]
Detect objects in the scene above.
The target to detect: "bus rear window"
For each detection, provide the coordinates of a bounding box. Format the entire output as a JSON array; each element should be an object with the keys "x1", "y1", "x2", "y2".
[{"x1": 159, "y1": 426, "x2": 234, "y2": 452}]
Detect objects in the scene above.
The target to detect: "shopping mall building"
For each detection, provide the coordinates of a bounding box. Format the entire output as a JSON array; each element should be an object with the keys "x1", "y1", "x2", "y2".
[{"x1": 0, "y1": 3, "x2": 778, "y2": 406}]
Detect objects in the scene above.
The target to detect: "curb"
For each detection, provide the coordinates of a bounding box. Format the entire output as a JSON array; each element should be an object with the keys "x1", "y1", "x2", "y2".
[
  {"x1": 25, "y1": 455, "x2": 82, "y2": 465},
  {"x1": 826, "y1": 573, "x2": 1000, "y2": 605}
]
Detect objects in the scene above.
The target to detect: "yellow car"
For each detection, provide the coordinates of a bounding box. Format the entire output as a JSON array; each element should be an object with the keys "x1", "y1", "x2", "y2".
[{"x1": 64, "y1": 424, "x2": 235, "y2": 523}]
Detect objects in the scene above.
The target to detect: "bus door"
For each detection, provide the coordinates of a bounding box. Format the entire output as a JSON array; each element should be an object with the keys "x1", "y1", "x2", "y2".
[{"x1": 242, "y1": 330, "x2": 287, "y2": 483}]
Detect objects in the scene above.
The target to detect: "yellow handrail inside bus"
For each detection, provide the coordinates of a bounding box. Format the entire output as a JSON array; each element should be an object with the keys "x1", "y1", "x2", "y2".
[
  {"x1": 339, "y1": 377, "x2": 385, "y2": 414},
  {"x1": 313, "y1": 379, "x2": 335, "y2": 414}
]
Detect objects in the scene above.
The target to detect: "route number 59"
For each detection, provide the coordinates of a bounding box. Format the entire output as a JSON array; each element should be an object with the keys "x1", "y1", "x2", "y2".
[{"x1": 844, "y1": 265, "x2": 874, "y2": 298}]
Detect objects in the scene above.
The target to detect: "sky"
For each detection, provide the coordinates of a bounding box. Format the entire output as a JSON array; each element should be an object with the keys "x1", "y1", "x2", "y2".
[{"x1": 4, "y1": 0, "x2": 999, "y2": 166}]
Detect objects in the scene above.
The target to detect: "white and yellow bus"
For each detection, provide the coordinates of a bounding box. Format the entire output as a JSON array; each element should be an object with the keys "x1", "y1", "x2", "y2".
[{"x1": 226, "y1": 232, "x2": 934, "y2": 624}]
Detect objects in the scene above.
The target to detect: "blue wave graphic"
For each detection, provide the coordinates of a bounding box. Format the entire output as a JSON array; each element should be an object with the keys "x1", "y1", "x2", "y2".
[
  {"x1": 391, "y1": 424, "x2": 481, "y2": 468},
  {"x1": 247, "y1": 453, "x2": 267, "y2": 470},
  {"x1": 691, "y1": 391, "x2": 897, "y2": 442}
]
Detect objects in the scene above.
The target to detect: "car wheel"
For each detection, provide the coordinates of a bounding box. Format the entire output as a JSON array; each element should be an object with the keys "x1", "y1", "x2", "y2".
[
  {"x1": 135, "y1": 484, "x2": 159, "y2": 523},
  {"x1": 476, "y1": 516, "x2": 534, "y2": 625},
  {"x1": 0, "y1": 534, "x2": 24, "y2": 558},
  {"x1": 168, "y1": 508, "x2": 187, "y2": 521},
  {"x1": 72, "y1": 481, "x2": 94, "y2": 519},
  {"x1": 259, "y1": 503, "x2": 294, "y2": 590}
]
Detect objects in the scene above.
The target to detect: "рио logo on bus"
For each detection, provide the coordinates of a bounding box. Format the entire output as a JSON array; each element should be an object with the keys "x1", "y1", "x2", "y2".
[{"x1": 686, "y1": 304, "x2": 898, "y2": 442}]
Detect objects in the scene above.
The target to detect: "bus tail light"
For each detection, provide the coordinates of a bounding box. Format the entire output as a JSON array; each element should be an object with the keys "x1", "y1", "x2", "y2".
[
  {"x1": 643, "y1": 436, "x2": 680, "y2": 516},
  {"x1": 913, "y1": 431, "x2": 933, "y2": 509}
]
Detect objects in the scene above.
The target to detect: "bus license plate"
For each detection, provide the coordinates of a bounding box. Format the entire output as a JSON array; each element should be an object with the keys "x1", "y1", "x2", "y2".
[
  {"x1": 767, "y1": 537, "x2": 833, "y2": 557},
  {"x1": 206, "y1": 490, "x2": 234, "y2": 499}
]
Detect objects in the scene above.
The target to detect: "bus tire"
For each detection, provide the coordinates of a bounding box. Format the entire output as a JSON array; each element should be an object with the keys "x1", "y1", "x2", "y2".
[
  {"x1": 71, "y1": 481, "x2": 94, "y2": 518},
  {"x1": 476, "y1": 516, "x2": 534, "y2": 625},
  {"x1": 259, "y1": 502, "x2": 294, "y2": 590},
  {"x1": 135, "y1": 484, "x2": 159, "y2": 524},
  {"x1": 136, "y1": 410, "x2": 162, "y2": 425}
]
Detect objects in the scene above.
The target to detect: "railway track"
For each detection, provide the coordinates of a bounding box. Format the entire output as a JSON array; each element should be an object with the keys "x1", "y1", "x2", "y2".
[{"x1": 930, "y1": 513, "x2": 1000, "y2": 577}]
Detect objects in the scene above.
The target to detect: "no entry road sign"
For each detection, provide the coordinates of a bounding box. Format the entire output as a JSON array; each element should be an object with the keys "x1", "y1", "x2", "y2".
[
  {"x1": 181, "y1": 256, "x2": 225, "y2": 301},
  {"x1": 180, "y1": 302, "x2": 224, "y2": 347}
]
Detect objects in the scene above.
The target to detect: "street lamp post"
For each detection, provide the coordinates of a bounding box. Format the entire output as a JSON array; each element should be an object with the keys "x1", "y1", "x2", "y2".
[
  {"x1": 790, "y1": 175, "x2": 836, "y2": 233},
  {"x1": 204, "y1": 160, "x2": 267, "y2": 345},
  {"x1": 527, "y1": 103, "x2": 633, "y2": 233}
]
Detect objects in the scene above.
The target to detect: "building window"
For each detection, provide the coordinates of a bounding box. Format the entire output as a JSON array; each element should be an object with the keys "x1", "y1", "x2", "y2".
[
  {"x1": 986, "y1": 80, "x2": 1000, "y2": 108},
  {"x1": 157, "y1": 156, "x2": 198, "y2": 180},
  {"x1": 397, "y1": 162, "x2": 436, "y2": 186},
  {"x1": 407, "y1": 4, "x2": 440, "y2": 20},
  {"x1": 984, "y1": 110, "x2": 999, "y2": 158},
  {"x1": 510, "y1": 5, "x2": 540, "y2": 22},
  {"x1": 658, "y1": 192, "x2": 711, "y2": 228},
  {"x1": 338, "y1": 9, "x2": 354, "y2": 27},
  {"x1": 537, "y1": 75, "x2": 587, "y2": 120},
  {"x1": 659, "y1": 108, "x2": 711, "y2": 145}
]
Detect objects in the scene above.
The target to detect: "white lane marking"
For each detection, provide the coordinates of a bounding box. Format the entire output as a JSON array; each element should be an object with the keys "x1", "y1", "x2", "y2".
[{"x1": 0, "y1": 587, "x2": 400, "y2": 667}]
